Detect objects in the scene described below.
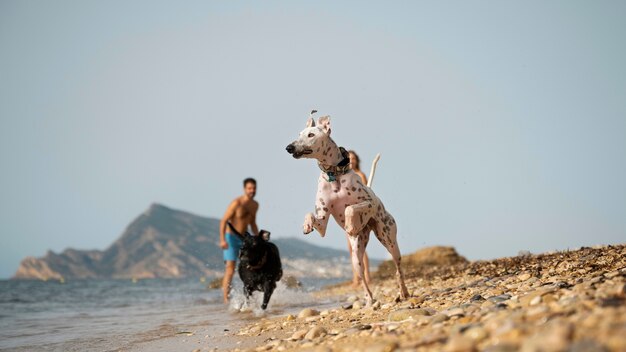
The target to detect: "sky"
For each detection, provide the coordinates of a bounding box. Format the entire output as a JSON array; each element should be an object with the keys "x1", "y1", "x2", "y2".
[{"x1": 1, "y1": 1, "x2": 625, "y2": 279}]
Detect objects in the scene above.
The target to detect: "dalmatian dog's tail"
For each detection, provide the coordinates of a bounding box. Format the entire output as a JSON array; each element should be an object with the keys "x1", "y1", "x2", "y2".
[{"x1": 367, "y1": 153, "x2": 381, "y2": 188}]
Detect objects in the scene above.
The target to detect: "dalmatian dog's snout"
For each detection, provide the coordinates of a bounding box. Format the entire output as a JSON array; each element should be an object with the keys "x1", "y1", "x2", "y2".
[{"x1": 285, "y1": 142, "x2": 313, "y2": 159}]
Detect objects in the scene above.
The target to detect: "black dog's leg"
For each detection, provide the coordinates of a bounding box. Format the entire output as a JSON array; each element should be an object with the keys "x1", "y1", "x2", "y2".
[
  {"x1": 244, "y1": 285, "x2": 254, "y2": 307},
  {"x1": 261, "y1": 281, "x2": 276, "y2": 310}
]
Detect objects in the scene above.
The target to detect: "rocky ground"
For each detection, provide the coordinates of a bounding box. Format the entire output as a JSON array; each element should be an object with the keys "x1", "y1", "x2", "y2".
[{"x1": 225, "y1": 244, "x2": 626, "y2": 352}]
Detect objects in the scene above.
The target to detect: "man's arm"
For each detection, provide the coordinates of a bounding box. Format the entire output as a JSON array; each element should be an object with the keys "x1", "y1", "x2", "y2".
[
  {"x1": 220, "y1": 200, "x2": 239, "y2": 249},
  {"x1": 250, "y1": 202, "x2": 259, "y2": 236}
]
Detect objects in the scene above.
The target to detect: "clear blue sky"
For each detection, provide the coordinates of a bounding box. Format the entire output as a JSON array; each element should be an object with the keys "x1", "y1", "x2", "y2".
[{"x1": 1, "y1": 1, "x2": 625, "y2": 278}]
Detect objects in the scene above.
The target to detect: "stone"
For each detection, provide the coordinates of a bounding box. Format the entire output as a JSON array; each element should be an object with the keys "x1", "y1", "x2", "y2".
[
  {"x1": 298, "y1": 308, "x2": 319, "y2": 319},
  {"x1": 386, "y1": 324, "x2": 400, "y2": 332},
  {"x1": 521, "y1": 322, "x2": 573, "y2": 352},
  {"x1": 445, "y1": 307, "x2": 465, "y2": 317},
  {"x1": 615, "y1": 283, "x2": 626, "y2": 297},
  {"x1": 606, "y1": 335, "x2": 626, "y2": 351},
  {"x1": 483, "y1": 344, "x2": 519, "y2": 352},
  {"x1": 291, "y1": 329, "x2": 308, "y2": 340},
  {"x1": 352, "y1": 301, "x2": 363, "y2": 310},
  {"x1": 529, "y1": 295, "x2": 542, "y2": 306},
  {"x1": 518, "y1": 273, "x2": 532, "y2": 281},
  {"x1": 543, "y1": 294, "x2": 557, "y2": 304},
  {"x1": 568, "y1": 340, "x2": 609, "y2": 352},
  {"x1": 388, "y1": 308, "x2": 430, "y2": 321},
  {"x1": 431, "y1": 313, "x2": 450, "y2": 324},
  {"x1": 470, "y1": 294, "x2": 485, "y2": 302},
  {"x1": 363, "y1": 341, "x2": 399, "y2": 352},
  {"x1": 525, "y1": 305, "x2": 549, "y2": 320},
  {"x1": 445, "y1": 336, "x2": 476, "y2": 352},
  {"x1": 488, "y1": 294, "x2": 511, "y2": 303},
  {"x1": 464, "y1": 326, "x2": 488, "y2": 342},
  {"x1": 304, "y1": 326, "x2": 327, "y2": 340}
]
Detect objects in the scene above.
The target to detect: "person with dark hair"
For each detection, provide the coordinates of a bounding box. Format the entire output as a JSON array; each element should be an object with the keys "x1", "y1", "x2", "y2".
[
  {"x1": 219, "y1": 178, "x2": 259, "y2": 304},
  {"x1": 348, "y1": 151, "x2": 371, "y2": 287}
]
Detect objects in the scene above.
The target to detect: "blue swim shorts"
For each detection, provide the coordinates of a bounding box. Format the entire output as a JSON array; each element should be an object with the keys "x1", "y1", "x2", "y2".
[{"x1": 223, "y1": 233, "x2": 243, "y2": 262}]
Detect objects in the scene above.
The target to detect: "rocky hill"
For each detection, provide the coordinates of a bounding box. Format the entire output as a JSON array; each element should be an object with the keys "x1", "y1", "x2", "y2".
[
  {"x1": 375, "y1": 246, "x2": 469, "y2": 279},
  {"x1": 13, "y1": 203, "x2": 359, "y2": 280}
]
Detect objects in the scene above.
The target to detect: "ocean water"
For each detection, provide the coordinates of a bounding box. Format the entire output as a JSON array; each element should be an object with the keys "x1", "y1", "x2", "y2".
[{"x1": 0, "y1": 277, "x2": 346, "y2": 351}]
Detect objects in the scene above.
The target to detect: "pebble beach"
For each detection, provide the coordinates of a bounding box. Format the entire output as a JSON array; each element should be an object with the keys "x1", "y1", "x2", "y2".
[{"x1": 221, "y1": 244, "x2": 626, "y2": 352}]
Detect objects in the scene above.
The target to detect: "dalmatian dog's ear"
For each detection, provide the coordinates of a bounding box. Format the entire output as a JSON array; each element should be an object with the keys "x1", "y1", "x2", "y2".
[
  {"x1": 317, "y1": 115, "x2": 331, "y2": 135},
  {"x1": 306, "y1": 117, "x2": 316, "y2": 128},
  {"x1": 306, "y1": 109, "x2": 318, "y2": 128}
]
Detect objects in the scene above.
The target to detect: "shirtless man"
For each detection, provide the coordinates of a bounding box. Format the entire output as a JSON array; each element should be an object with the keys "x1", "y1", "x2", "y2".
[{"x1": 219, "y1": 178, "x2": 259, "y2": 304}]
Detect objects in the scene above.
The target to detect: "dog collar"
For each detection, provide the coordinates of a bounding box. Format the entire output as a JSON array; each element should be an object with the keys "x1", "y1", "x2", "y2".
[{"x1": 318, "y1": 147, "x2": 351, "y2": 182}]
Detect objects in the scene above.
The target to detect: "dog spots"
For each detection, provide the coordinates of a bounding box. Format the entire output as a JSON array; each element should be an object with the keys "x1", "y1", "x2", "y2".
[
  {"x1": 351, "y1": 187, "x2": 356, "y2": 192},
  {"x1": 323, "y1": 207, "x2": 328, "y2": 212},
  {"x1": 341, "y1": 179, "x2": 346, "y2": 184},
  {"x1": 319, "y1": 198, "x2": 326, "y2": 206}
]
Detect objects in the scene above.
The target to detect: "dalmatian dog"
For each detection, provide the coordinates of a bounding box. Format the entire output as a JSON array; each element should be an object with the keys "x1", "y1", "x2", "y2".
[{"x1": 285, "y1": 111, "x2": 409, "y2": 304}]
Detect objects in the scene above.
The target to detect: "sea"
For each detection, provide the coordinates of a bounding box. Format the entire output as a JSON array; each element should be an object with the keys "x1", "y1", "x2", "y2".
[{"x1": 0, "y1": 277, "x2": 347, "y2": 351}]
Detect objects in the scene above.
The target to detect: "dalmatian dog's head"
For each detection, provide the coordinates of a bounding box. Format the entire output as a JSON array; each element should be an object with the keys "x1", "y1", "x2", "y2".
[{"x1": 286, "y1": 110, "x2": 333, "y2": 160}]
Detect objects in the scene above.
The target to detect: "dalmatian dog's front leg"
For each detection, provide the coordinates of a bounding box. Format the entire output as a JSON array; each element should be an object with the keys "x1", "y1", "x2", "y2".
[{"x1": 303, "y1": 197, "x2": 332, "y2": 237}]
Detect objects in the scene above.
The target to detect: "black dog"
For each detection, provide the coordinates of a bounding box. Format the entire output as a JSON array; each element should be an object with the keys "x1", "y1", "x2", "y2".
[{"x1": 228, "y1": 223, "x2": 282, "y2": 310}]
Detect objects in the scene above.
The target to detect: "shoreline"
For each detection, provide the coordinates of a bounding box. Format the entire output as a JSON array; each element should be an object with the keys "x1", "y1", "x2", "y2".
[{"x1": 125, "y1": 285, "x2": 346, "y2": 352}]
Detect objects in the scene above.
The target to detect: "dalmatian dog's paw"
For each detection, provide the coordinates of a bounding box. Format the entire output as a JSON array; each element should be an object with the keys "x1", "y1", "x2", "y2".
[{"x1": 303, "y1": 213, "x2": 315, "y2": 234}]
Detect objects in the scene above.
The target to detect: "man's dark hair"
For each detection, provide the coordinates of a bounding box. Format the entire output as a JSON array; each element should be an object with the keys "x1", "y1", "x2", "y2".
[{"x1": 243, "y1": 178, "x2": 257, "y2": 187}]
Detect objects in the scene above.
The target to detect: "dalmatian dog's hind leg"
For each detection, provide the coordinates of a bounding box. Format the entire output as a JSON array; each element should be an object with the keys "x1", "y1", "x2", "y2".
[
  {"x1": 373, "y1": 213, "x2": 410, "y2": 300},
  {"x1": 348, "y1": 228, "x2": 374, "y2": 305}
]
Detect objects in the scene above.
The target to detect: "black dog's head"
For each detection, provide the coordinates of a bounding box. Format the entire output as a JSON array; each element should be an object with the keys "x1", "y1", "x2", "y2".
[
  {"x1": 227, "y1": 222, "x2": 271, "y2": 266},
  {"x1": 239, "y1": 230, "x2": 271, "y2": 265}
]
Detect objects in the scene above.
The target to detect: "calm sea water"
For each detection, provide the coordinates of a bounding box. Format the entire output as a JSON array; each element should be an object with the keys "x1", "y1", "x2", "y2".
[{"x1": 0, "y1": 277, "x2": 346, "y2": 351}]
